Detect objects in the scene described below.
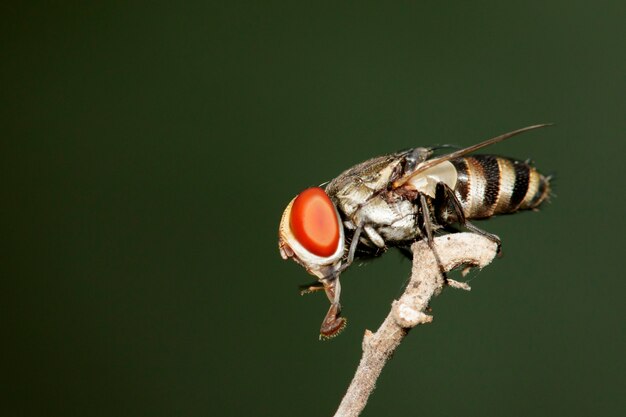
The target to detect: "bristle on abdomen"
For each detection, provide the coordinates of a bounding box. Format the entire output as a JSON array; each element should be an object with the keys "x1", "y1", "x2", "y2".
[{"x1": 451, "y1": 155, "x2": 550, "y2": 219}]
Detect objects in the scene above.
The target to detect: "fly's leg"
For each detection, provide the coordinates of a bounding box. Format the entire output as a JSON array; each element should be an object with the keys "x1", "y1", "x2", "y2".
[
  {"x1": 299, "y1": 280, "x2": 325, "y2": 296},
  {"x1": 464, "y1": 222, "x2": 502, "y2": 254},
  {"x1": 419, "y1": 194, "x2": 435, "y2": 244},
  {"x1": 319, "y1": 277, "x2": 347, "y2": 339},
  {"x1": 346, "y1": 224, "x2": 363, "y2": 266},
  {"x1": 419, "y1": 193, "x2": 448, "y2": 282},
  {"x1": 434, "y1": 182, "x2": 464, "y2": 225},
  {"x1": 298, "y1": 278, "x2": 347, "y2": 338},
  {"x1": 318, "y1": 223, "x2": 363, "y2": 338},
  {"x1": 320, "y1": 302, "x2": 345, "y2": 340},
  {"x1": 337, "y1": 223, "x2": 363, "y2": 274},
  {"x1": 436, "y1": 183, "x2": 502, "y2": 254}
]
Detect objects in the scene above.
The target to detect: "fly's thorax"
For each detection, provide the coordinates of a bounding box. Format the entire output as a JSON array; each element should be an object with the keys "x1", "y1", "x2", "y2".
[
  {"x1": 326, "y1": 154, "x2": 404, "y2": 216},
  {"x1": 358, "y1": 195, "x2": 415, "y2": 228},
  {"x1": 338, "y1": 192, "x2": 419, "y2": 249},
  {"x1": 327, "y1": 153, "x2": 403, "y2": 192},
  {"x1": 325, "y1": 152, "x2": 433, "y2": 249},
  {"x1": 374, "y1": 210, "x2": 420, "y2": 243},
  {"x1": 329, "y1": 182, "x2": 373, "y2": 221}
]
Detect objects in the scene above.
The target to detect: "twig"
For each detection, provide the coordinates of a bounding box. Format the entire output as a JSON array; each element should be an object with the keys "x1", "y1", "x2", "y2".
[{"x1": 333, "y1": 233, "x2": 498, "y2": 417}]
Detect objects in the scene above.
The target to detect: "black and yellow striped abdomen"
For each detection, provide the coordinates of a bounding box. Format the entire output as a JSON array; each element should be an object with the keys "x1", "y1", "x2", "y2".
[{"x1": 451, "y1": 155, "x2": 550, "y2": 219}]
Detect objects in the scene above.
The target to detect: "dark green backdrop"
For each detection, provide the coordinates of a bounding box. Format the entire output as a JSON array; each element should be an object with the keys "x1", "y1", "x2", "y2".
[{"x1": 3, "y1": 2, "x2": 625, "y2": 416}]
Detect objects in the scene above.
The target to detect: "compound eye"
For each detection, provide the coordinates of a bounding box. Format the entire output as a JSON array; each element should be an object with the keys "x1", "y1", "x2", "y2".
[{"x1": 290, "y1": 187, "x2": 340, "y2": 257}]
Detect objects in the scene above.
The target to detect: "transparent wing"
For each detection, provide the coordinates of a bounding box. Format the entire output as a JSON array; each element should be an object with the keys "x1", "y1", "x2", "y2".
[{"x1": 392, "y1": 124, "x2": 552, "y2": 189}]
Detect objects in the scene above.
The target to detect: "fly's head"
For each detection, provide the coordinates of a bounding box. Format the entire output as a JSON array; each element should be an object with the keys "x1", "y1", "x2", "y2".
[
  {"x1": 278, "y1": 186, "x2": 348, "y2": 339},
  {"x1": 278, "y1": 187, "x2": 345, "y2": 277}
]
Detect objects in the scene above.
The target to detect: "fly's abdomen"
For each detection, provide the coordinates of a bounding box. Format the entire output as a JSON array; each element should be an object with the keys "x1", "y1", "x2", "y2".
[{"x1": 451, "y1": 155, "x2": 550, "y2": 219}]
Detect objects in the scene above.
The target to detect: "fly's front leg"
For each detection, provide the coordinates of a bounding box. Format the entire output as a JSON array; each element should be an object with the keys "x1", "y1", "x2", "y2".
[
  {"x1": 338, "y1": 224, "x2": 363, "y2": 274},
  {"x1": 346, "y1": 224, "x2": 363, "y2": 267},
  {"x1": 319, "y1": 277, "x2": 347, "y2": 339},
  {"x1": 299, "y1": 276, "x2": 347, "y2": 338},
  {"x1": 299, "y1": 280, "x2": 325, "y2": 296}
]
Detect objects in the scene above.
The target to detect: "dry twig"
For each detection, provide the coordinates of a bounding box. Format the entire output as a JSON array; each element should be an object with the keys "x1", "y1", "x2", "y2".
[{"x1": 333, "y1": 233, "x2": 498, "y2": 417}]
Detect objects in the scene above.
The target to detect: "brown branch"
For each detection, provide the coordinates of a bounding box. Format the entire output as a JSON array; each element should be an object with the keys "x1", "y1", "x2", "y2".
[{"x1": 333, "y1": 233, "x2": 499, "y2": 417}]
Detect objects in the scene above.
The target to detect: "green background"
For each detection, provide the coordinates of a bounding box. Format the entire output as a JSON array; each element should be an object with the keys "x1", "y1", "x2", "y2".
[{"x1": 3, "y1": 2, "x2": 625, "y2": 416}]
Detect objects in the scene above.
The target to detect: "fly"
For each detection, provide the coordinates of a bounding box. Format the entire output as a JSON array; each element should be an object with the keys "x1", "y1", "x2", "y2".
[{"x1": 278, "y1": 124, "x2": 552, "y2": 339}]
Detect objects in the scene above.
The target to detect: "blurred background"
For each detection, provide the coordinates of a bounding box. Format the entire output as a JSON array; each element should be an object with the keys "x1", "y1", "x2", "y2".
[{"x1": 3, "y1": 2, "x2": 625, "y2": 416}]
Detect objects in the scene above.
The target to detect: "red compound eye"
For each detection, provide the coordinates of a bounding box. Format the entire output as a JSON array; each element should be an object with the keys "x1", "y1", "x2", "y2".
[{"x1": 290, "y1": 187, "x2": 340, "y2": 257}]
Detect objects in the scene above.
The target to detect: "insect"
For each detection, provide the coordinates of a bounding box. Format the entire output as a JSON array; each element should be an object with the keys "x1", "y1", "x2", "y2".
[{"x1": 278, "y1": 124, "x2": 552, "y2": 339}]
